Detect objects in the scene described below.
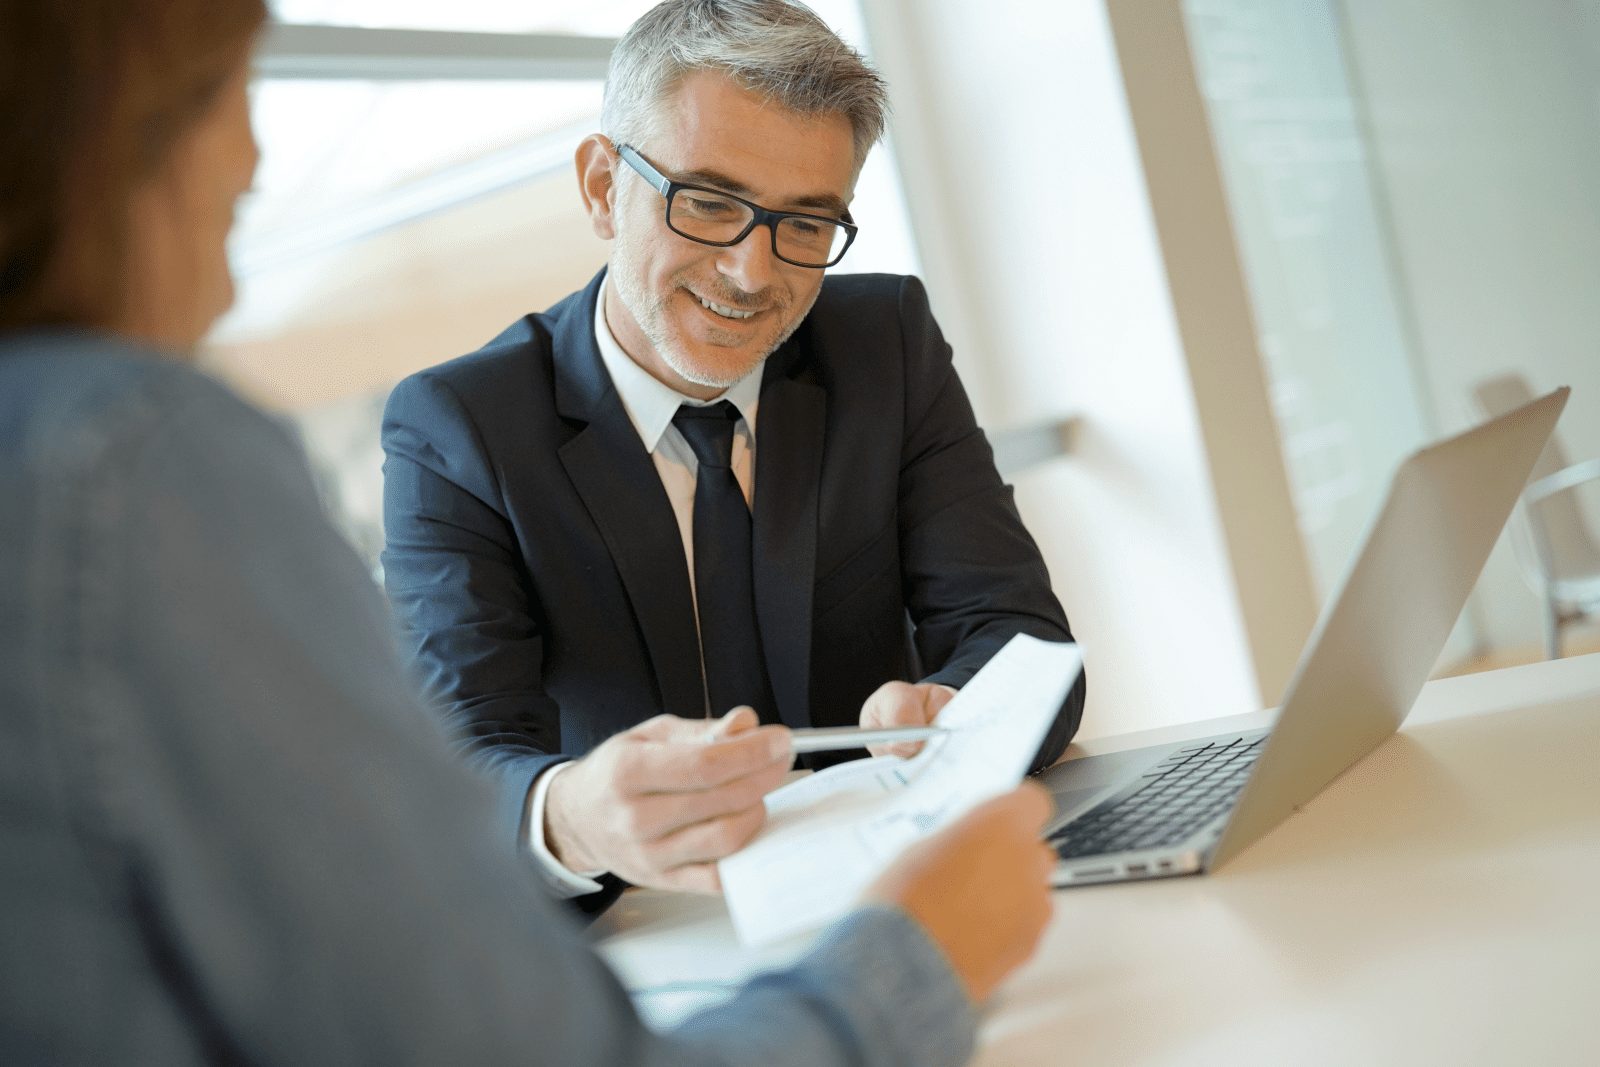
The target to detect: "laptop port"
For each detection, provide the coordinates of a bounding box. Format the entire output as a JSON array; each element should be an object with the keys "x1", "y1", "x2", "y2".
[
  {"x1": 1125, "y1": 863, "x2": 1148, "y2": 874},
  {"x1": 1157, "y1": 860, "x2": 1172, "y2": 871}
]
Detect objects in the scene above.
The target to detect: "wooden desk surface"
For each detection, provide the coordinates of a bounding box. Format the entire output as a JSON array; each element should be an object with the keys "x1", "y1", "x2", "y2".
[{"x1": 596, "y1": 653, "x2": 1600, "y2": 1064}]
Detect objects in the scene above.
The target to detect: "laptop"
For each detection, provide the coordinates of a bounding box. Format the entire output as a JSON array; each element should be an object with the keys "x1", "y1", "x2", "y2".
[{"x1": 1040, "y1": 387, "x2": 1570, "y2": 887}]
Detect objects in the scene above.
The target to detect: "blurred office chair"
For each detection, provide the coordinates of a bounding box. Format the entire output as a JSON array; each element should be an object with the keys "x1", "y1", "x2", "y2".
[{"x1": 1473, "y1": 374, "x2": 1600, "y2": 659}]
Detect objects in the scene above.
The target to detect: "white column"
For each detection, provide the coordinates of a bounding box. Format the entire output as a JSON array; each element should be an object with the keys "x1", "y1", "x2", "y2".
[{"x1": 861, "y1": 0, "x2": 1316, "y2": 733}]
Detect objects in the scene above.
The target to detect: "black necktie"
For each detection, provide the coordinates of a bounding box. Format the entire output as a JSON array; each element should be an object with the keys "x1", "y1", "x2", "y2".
[{"x1": 672, "y1": 401, "x2": 779, "y2": 724}]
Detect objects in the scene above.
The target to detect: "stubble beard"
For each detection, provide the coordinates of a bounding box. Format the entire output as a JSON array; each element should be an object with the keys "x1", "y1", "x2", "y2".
[{"x1": 609, "y1": 231, "x2": 820, "y2": 390}]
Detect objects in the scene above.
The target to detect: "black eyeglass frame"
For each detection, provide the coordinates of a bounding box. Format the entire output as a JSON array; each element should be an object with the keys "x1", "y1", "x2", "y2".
[{"x1": 614, "y1": 142, "x2": 858, "y2": 269}]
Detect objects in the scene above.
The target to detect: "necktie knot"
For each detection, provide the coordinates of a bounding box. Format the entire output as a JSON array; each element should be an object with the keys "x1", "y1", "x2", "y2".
[{"x1": 673, "y1": 400, "x2": 741, "y2": 470}]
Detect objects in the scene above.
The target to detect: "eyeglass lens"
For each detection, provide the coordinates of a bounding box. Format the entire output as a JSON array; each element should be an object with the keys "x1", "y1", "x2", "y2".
[{"x1": 668, "y1": 187, "x2": 849, "y2": 266}]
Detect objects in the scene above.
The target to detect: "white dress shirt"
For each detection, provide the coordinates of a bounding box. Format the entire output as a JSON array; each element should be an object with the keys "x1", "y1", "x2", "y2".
[{"x1": 526, "y1": 283, "x2": 765, "y2": 897}]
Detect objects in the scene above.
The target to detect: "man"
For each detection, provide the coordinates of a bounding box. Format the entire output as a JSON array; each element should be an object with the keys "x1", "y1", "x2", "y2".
[{"x1": 382, "y1": 0, "x2": 1085, "y2": 911}]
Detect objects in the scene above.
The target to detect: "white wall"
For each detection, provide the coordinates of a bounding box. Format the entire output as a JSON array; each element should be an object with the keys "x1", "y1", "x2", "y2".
[
  {"x1": 1337, "y1": 0, "x2": 1600, "y2": 654},
  {"x1": 206, "y1": 169, "x2": 612, "y2": 409},
  {"x1": 1181, "y1": 0, "x2": 1434, "y2": 605},
  {"x1": 860, "y1": 0, "x2": 1278, "y2": 738}
]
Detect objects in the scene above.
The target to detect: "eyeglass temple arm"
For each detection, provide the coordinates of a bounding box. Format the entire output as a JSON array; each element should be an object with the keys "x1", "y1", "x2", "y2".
[{"x1": 614, "y1": 143, "x2": 672, "y2": 198}]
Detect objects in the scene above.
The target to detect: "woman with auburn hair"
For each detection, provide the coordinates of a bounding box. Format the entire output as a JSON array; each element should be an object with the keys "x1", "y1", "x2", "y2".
[
  {"x1": 0, "y1": 2, "x2": 1056, "y2": 1064},
  {"x1": 0, "y1": 0, "x2": 263, "y2": 338}
]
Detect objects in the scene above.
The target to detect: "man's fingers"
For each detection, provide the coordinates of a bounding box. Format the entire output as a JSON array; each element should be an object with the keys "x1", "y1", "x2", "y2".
[
  {"x1": 862, "y1": 682, "x2": 931, "y2": 758},
  {"x1": 643, "y1": 803, "x2": 768, "y2": 871},
  {"x1": 650, "y1": 861, "x2": 723, "y2": 895},
  {"x1": 622, "y1": 762, "x2": 785, "y2": 840},
  {"x1": 624, "y1": 726, "x2": 791, "y2": 793},
  {"x1": 610, "y1": 801, "x2": 767, "y2": 889},
  {"x1": 860, "y1": 681, "x2": 954, "y2": 755},
  {"x1": 708, "y1": 705, "x2": 760, "y2": 739},
  {"x1": 668, "y1": 726, "x2": 791, "y2": 790},
  {"x1": 860, "y1": 681, "x2": 926, "y2": 729},
  {"x1": 636, "y1": 708, "x2": 758, "y2": 746}
]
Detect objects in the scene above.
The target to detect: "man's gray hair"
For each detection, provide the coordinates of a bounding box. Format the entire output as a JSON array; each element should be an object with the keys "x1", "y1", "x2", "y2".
[{"x1": 601, "y1": 0, "x2": 889, "y2": 169}]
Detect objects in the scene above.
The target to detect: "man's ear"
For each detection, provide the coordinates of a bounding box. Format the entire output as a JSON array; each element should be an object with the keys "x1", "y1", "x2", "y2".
[{"x1": 576, "y1": 134, "x2": 618, "y2": 241}]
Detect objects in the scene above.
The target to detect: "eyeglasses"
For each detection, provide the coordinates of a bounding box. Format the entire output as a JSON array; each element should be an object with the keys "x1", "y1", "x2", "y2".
[{"x1": 614, "y1": 143, "x2": 858, "y2": 269}]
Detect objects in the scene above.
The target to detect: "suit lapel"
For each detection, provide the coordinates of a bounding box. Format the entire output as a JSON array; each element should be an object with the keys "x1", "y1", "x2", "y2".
[
  {"x1": 753, "y1": 341, "x2": 824, "y2": 731},
  {"x1": 553, "y1": 274, "x2": 707, "y2": 721}
]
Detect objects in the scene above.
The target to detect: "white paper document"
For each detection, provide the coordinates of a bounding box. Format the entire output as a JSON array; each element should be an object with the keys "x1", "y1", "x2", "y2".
[{"x1": 719, "y1": 634, "x2": 1084, "y2": 946}]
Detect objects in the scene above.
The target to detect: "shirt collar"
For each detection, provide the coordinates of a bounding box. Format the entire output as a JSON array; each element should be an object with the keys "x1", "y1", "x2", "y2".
[{"x1": 592, "y1": 275, "x2": 762, "y2": 453}]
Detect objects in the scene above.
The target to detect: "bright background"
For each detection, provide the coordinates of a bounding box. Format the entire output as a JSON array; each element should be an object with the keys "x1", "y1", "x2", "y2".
[{"x1": 206, "y1": 0, "x2": 1600, "y2": 739}]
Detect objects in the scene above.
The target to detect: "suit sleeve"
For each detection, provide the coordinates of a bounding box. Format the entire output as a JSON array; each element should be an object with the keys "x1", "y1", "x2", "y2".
[
  {"x1": 893, "y1": 277, "x2": 1087, "y2": 770},
  {"x1": 67, "y1": 376, "x2": 974, "y2": 1067},
  {"x1": 380, "y1": 373, "x2": 576, "y2": 848}
]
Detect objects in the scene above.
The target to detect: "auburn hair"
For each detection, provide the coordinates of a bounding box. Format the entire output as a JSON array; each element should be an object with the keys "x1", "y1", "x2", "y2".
[{"x1": 0, "y1": 0, "x2": 266, "y2": 331}]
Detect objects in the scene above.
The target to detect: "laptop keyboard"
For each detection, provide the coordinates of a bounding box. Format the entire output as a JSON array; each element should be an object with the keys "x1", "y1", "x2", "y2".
[{"x1": 1049, "y1": 735, "x2": 1267, "y2": 859}]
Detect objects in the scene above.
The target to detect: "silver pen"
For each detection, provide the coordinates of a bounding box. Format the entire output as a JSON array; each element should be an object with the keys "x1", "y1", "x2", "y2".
[{"x1": 786, "y1": 724, "x2": 947, "y2": 754}]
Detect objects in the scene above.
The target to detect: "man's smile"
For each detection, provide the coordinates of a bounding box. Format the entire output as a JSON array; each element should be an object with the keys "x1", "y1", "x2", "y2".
[
  {"x1": 696, "y1": 293, "x2": 759, "y2": 320},
  {"x1": 683, "y1": 284, "x2": 772, "y2": 327}
]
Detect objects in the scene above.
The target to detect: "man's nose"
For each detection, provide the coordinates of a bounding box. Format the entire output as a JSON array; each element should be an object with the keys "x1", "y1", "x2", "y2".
[{"x1": 714, "y1": 223, "x2": 780, "y2": 294}]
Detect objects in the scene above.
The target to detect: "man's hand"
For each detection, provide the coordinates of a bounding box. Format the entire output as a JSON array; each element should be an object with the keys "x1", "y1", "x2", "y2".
[
  {"x1": 859, "y1": 680, "x2": 957, "y2": 757},
  {"x1": 863, "y1": 784, "x2": 1058, "y2": 1004},
  {"x1": 543, "y1": 707, "x2": 792, "y2": 894}
]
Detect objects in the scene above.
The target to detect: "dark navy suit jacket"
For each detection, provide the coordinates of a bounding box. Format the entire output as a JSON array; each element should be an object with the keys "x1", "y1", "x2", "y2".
[{"x1": 381, "y1": 270, "x2": 1085, "y2": 873}]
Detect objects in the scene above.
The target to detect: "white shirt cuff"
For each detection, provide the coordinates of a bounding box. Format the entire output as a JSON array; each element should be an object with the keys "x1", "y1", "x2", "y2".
[{"x1": 526, "y1": 761, "x2": 607, "y2": 899}]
